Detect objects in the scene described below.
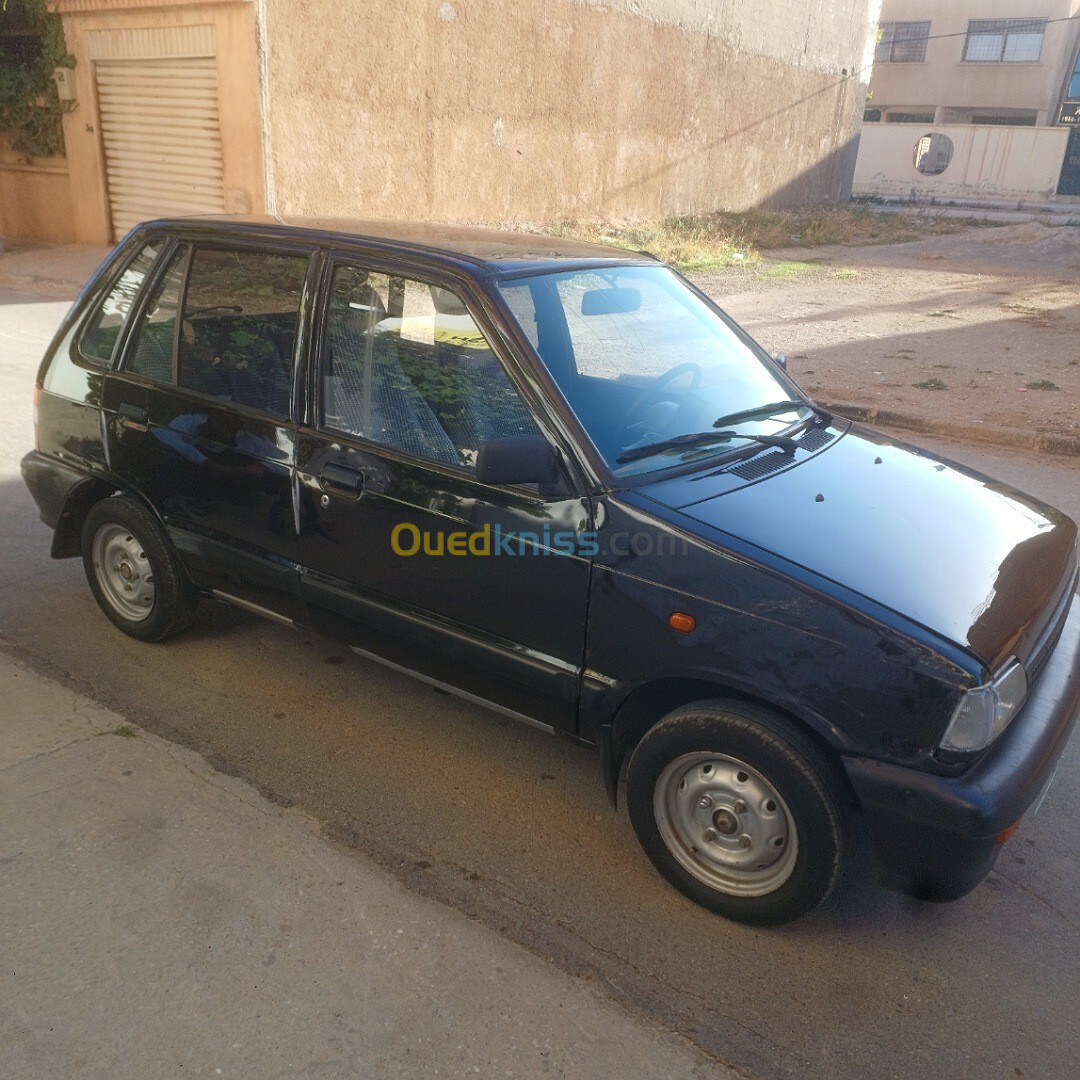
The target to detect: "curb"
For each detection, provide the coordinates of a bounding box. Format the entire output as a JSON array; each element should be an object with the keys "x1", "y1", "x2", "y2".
[{"x1": 824, "y1": 401, "x2": 1080, "y2": 459}]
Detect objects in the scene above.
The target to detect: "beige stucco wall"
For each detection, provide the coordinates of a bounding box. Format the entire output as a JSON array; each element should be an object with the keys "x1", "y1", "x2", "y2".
[
  {"x1": 261, "y1": 0, "x2": 881, "y2": 221},
  {"x1": 853, "y1": 122, "x2": 1070, "y2": 201},
  {"x1": 868, "y1": 0, "x2": 1080, "y2": 120},
  {"x1": 52, "y1": 0, "x2": 265, "y2": 244},
  {"x1": 0, "y1": 143, "x2": 75, "y2": 244}
]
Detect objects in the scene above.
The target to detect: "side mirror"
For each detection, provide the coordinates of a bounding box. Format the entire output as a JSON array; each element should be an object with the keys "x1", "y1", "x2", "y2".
[
  {"x1": 774, "y1": 352, "x2": 788, "y2": 371},
  {"x1": 476, "y1": 436, "x2": 559, "y2": 486}
]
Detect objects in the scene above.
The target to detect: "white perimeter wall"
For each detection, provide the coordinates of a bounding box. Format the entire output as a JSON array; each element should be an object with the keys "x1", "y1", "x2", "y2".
[{"x1": 854, "y1": 123, "x2": 1071, "y2": 201}]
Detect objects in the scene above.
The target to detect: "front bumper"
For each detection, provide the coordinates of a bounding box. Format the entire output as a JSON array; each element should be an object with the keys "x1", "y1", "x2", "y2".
[{"x1": 843, "y1": 596, "x2": 1080, "y2": 901}]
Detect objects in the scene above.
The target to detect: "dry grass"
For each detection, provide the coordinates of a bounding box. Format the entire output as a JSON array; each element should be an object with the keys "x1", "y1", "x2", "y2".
[
  {"x1": 756, "y1": 259, "x2": 820, "y2": 279},
  {"x1": 499, "y1": 207, "x2": 991, "y2": 272}
]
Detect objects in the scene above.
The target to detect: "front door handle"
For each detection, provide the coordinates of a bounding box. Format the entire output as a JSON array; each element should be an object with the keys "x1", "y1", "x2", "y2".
[
  {"x1": 118, "y1": 402, "x2": 149, "y2": 431},
  {"x1": 319, "y1": 462, "x2": 365, "y2": 497}
]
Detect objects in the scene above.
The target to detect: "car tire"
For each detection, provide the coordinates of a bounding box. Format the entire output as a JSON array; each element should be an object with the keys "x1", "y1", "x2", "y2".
[
  {"x1": 81, "y1": 496, "x2": 197, "y2": 642},
  {"x1": 625, "y1": 699, "x2": 847, "y2": 926}
]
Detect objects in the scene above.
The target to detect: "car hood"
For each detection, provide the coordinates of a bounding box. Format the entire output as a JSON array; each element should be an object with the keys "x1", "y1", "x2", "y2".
[{"x1": 640, "y1": 426, "x2": 1077, "y2": 669}]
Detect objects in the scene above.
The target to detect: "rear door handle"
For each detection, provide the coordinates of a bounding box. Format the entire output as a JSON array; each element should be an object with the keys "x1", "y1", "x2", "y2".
[
  {"x1": 319, "y1": 462, "x2": 365, "y2": 497},
  {"x1": 118, "y1": 402, "x2": 149, "y2": 431}
]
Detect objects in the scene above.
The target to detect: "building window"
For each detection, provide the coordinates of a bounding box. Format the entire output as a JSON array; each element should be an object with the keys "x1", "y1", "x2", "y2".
[
  {"x1": 972, "y1": 112, "x2": 1038, "y2": 127},
  {"x1": 863, "y1": 108, "x2": 882, "y2": 123},
  {"x1": 886, "y1": 112, "x2": 935, "y2": 124},
  {"x1": 875, "y1": 21, "x2": 931, "y2": 63},
  {"x1": 963, "y1": 19, "x2": 1047, "y2": 63},
  {"x1": 941, "y1": 107, "x2": 1039, "y2": 126},
  {"x1": 1067, "y1": 51, "x2": 1080, "y2": 100}
]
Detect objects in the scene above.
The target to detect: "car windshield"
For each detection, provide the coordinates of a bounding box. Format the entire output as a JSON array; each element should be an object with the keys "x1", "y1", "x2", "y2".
[{"x1": 497, "y1": 265, "x2": 813, "y2": 477}]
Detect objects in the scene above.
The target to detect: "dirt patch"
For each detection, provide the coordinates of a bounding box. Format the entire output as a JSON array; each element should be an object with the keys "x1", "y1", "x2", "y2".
[{"x1": 690, "y1": 224, "x2": 1080, "y2": 441}]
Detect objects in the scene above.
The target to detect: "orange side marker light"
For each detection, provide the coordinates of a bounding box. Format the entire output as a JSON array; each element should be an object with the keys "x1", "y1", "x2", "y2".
[{"x1": 997, "y1": 819, "x2": 1022, "y2": 845}]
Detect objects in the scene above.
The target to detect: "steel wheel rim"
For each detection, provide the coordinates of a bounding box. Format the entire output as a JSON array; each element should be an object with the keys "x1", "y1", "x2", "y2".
[
  {"x1": 654, "y1": 752, "x2": 799, "y2": 897},
  {"x1": 91, "y1": 523, "x2": 155, "y2": 622}
]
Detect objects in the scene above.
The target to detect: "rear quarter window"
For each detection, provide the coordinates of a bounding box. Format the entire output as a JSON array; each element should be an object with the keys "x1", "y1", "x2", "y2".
[{"x1": 78, "y1": 240, "x2": 165, "y2": 367}]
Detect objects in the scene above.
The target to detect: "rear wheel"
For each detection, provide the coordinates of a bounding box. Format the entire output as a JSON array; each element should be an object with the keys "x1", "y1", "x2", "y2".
[
  {"x1": 81, "y1": 496, "x2": 197, "y2": 642},
  {"x1": 626, "y1": 700, "x2": 847, "y2": 926}
]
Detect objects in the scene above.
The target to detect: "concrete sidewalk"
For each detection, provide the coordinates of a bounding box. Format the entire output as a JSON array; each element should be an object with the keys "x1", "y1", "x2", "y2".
[
  {"x1": 0, "y1": 651, "x2": 728, "y2": 1079},
  {"x1": 0, "y1": 243, "x2": 111, "y2": 299}
]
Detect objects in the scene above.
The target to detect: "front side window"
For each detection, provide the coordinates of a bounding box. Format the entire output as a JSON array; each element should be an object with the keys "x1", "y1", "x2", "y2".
[
  {"x1": 963, "y1": 19, "x2": 1047, "y2": 63},
  {"x1": 79, "y1": 240, "x2": 164, "y2": 366},
  {"x1": 498, "y1": 265, "x2": 812, "y2": 478},
  {"x1": 875, "y1": 21, "x2": 930, "y2": 63},
  {"x1": 321, "y1": 266, "x2": 539, "y2": 468}
]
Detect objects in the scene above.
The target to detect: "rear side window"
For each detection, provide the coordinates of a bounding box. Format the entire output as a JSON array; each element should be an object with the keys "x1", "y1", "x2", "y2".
[
  {"x1": 177, "y1": 248, "x2": 309, "y2": 418},
  {"x1": 126, "y1": 246, "x2": 189, "y2": 383},
  {"x1": 79, "y1": 240, "x2": 164, "y2": 366}
]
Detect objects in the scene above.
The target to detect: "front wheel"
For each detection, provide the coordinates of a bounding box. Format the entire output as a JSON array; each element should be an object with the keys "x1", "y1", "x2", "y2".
[
  {"x1": 625, "y1": 700, "x2": 847, "y2": 926},
  {"x1": 81, "y1": 496, "x2": 197, "y2": 642}
]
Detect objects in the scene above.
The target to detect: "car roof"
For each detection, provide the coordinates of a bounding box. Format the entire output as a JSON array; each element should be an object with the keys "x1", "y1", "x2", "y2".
[{"x1": 138, "y1": 215, "x2": 658, "y2": 274}]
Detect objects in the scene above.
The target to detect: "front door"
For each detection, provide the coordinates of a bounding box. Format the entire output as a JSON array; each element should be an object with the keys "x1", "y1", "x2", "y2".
[
  {"x1": 1057, "y1": 127, "x2": 1080, "y2": 197},
  {"x1": 295, "y1": 260, "x2": 593, "y2": 733}
]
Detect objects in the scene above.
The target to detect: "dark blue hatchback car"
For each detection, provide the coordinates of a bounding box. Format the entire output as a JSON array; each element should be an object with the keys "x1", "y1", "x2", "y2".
[{"x1": 22, "y1": 218, "x2": 1080, "y2": 925}]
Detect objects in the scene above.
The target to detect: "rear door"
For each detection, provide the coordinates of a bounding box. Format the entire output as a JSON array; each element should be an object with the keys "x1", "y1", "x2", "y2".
[
  {"x1": 102, "y1": 238, "x2": 316, "y2": 618},
  {"x1": 294, "y1": 257, "x2": 593, "y2": 732}
]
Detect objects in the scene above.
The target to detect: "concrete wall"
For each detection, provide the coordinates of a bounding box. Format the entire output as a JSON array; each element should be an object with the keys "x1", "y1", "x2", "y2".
[
  {"x1": 868, "y1": 0, "x2": 1080, "y2": 122},
  {"x1": 853, "y1": 122, "x2": 1070, "y2": 201},
  {"x1": 0, "y1": 143, "x2": 75, "y2": 244},
  {"x1": 261, "y1": 0, "x2": 881, "y2": 220}
]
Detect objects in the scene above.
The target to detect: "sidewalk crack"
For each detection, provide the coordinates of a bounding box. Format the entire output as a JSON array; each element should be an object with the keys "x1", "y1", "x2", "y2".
[
  {"x1": 0, "y1": 732, "x2": 103, "y2": 774},
  {"x1": 991, "y1": 866, "x2": 1080, "y2": 934}
]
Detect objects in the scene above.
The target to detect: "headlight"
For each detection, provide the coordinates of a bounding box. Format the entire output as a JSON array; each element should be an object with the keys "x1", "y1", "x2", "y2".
[{"x1": 940, "y1": 659, "x2": 1028, "y2": 753}]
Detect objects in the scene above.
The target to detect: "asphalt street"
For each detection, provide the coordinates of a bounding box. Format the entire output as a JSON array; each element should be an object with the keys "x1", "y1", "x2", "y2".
[{"x1": 2, "y1": 285, "x2": 1078, "y2": 1079}]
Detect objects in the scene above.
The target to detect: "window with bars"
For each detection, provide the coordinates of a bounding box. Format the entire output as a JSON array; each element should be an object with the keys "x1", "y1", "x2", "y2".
[
  {"x1": 962, "y1": 19, "x2": 1047, "y2": 62},
  {"x1": 875, "y1": 22, "x2": 931, "y2": 63}
]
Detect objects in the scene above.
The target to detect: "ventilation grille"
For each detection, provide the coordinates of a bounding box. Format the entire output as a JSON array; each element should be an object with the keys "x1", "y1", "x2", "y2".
[
  {"x1": 1027, "y1": 585, "x2": 1073, "y2": 689},
  {"x1": 798, "y1": 427, "x2": 835, "y2": 452},
  {"x1": 730, "y1": 450, "x2": 794, "y2": 480},
  {"x1": 728, "y1": 427, "x2": 836, "y2": 481}
]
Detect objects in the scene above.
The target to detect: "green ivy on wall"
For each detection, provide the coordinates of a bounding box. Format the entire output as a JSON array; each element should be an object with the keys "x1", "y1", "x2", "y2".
[{"x1": 0, "y1": 0, "x2": 75, "y2": 159}]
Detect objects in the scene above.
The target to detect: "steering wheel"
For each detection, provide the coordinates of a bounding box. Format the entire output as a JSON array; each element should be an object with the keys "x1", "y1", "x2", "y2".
[{"x1": 614, "y1": 363, "x2": 703, "y2": 450}]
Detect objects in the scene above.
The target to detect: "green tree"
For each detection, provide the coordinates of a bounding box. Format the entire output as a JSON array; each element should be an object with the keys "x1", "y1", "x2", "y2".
[{"x1": 0, "y1": 0, "x2": 75, "y2": 158}]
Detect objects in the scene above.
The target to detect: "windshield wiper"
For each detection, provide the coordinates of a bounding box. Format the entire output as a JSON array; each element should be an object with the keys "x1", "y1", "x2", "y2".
[
  {"x1": 616, "y1": 430, "x2": 797, "y2": 465},
  {"x1": 712, "y1": 398, "x2": 831, "y2": 429}
]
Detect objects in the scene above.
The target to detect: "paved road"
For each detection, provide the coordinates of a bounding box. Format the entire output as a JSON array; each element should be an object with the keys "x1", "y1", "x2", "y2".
[{"x1": 2, "y1": 287, "x2": 1078, "y2": 1079}]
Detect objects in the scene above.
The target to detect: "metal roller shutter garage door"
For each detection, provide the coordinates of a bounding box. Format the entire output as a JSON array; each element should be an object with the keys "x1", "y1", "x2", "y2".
[{"x1": 95, "y1": 57, "x2": 226, "y2": 240}]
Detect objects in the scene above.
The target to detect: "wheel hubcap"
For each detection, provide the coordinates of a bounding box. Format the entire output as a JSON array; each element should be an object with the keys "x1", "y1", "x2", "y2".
[
  {"x1": 654, "y1": 753, "x2": 798, "y2": 897},
  {"x1": 92, "y1": 524, "x2": 155, "y2": 622}
]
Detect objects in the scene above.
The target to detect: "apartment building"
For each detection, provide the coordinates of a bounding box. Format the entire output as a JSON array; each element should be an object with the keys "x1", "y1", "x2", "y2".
[{"x1": 854, "y1": 1, "x2": 1080, "y2": 202}]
